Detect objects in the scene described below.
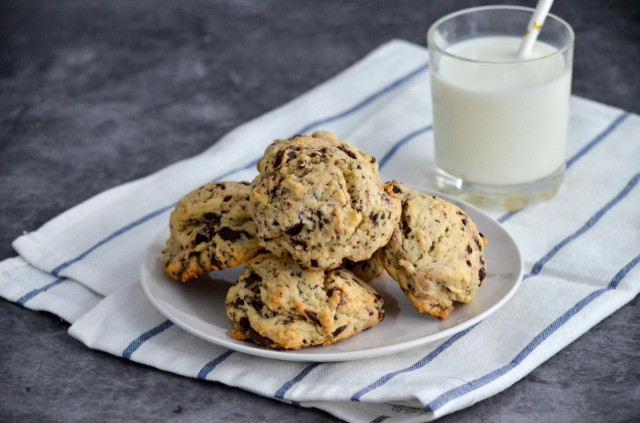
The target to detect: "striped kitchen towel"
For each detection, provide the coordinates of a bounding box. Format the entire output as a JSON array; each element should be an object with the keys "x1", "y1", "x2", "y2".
[{"x1": 1, "y1": 40, "x2": 639, "y2": 422}]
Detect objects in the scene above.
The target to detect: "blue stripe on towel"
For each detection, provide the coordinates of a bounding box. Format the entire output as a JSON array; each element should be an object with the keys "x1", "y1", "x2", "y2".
[
  {"x1": 17, "y1": 277, "x2": 67, "y2": 306},
  {"x1": 498, "y1": 112, "x2": 631, "y2": 224},
  {"x1": 121, "y1": 319, "x2": 173, "y2": 359},
  {"x1": 351, "y1": 325, "x2": 477, "y2": 402},
  {"x1": 526, "y1": 172, "x2": 640, "y2": 279},
  {"x1": 274, "y1": 362, "x2": 321, "y2": 400},
  {"x1": 46, "y1": 61, "x2": 429, "y2": 279},
  {"x1": 197, "y1": 350, "x2": 235, "y2": 380},
  {"x1": 426, "y1": 251, "x2": 640, "y2": 412},
  {"x1": 352, "y1": 172, "x2": 639, "y2": 401},
  {"x1": 378, "y1": 125, "x2": 433, "y2": 169}
]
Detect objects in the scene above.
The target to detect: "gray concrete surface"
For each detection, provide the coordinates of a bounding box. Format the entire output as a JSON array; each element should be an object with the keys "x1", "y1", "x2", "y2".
[{"x1": 1, "y1": 1, "x2": 639, "y2": 422}]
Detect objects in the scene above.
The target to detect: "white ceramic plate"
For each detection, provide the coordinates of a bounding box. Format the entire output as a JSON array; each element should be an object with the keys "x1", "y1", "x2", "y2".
[{"x1": 140, "y1": 189, "x2": 523, "y2": 362}]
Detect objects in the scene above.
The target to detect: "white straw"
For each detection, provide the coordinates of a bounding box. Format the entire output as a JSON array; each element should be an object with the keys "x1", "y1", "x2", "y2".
[{"x1": 516, "y1": 0, "x2": 555, "y2": 58}]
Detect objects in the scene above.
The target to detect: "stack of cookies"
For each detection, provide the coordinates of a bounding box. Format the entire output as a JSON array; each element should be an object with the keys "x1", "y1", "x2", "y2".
[{"x1": 162, "y1": 131, "x2": 487, "y2": 350}]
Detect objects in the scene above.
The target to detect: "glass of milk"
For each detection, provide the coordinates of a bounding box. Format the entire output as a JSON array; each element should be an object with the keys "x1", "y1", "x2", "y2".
[{"x1": 428, "y1": 6, "x2": 574, "y2": 209}]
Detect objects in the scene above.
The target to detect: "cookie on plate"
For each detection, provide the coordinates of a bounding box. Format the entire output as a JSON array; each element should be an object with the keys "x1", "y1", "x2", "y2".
[
  {"x1": 226, "y1": 253, "x2": 385, "y2": 350},
  {"x1": 163, "y1": 181, "x2": 261, "y2": 282},
  {"x1": 379, "y1": 181, "x2": 487, "y2": 319},
  {"x1": 249, "y1": 132, "x2": 401, "y2": 269}
]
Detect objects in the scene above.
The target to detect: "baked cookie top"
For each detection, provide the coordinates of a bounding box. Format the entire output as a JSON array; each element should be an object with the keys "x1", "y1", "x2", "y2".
[
  {"x1": 226, "y1": 252, "x2": 384, "y2": 350},
  {"x1": 379, "y1": 181, "x2": 487, "y2": 319},
  {"x1": 163, "y1": 181, "x2": 261, "y2": 282},
  {"x1": 249, "y1": 132, "x2": 401, "y2": 269}
]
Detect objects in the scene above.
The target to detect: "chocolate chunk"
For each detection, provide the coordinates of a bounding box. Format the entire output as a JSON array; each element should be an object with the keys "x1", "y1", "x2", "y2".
[
  {"x1": 249, "y1": 327, "x2": 274, "y2": 348},
  {"x1": 204, "y1": 213, "x2": 221, "y2": 226},
  {"x1": 305, "y1": 311, "x2": 322, "y2": 326},
  {"x1": 251, "y1": 298, "x2": 264, "y2": 311},
  {"x1": 310, "y1": 259, "x2": 319, "y2": 267},
  {"x1": 285, "y1": 222, "x2": 304, "y2": 236},
  {"x1": 238, "y1": 316, "x2": 250, "y2": 330},
  {"x1": 194, "y1": 233, "x2": 209, "y2": 245},
  {"x1": 218, "y1": 227, "x2": 247, "y2": 241},
  {"x1": 274, "y1": 150, "x2": 285, "y2": 168},
  {"x1": 403, "y1": 221, "x2": 412, "y2": 235},
  {"x1": 326, "y1": 287, "x2": 336, "y2": 298},
  {"x1": 337, "y1": 145, "x2": 357, "y2": 159},
  {"x1": 244, "y1": 272, "x2": 262, "y2": 285},
  {"x1": 234, "y1": 298, "x2": 245, "y2": 307},
  {"x1": 392, "y1": 184, "x2": 402, "y2": 194},
  {"x1": 332, "y1": 325, "x2": 347, "y2": 337},
  {"x1": 223, "y1": 195, "x2": 232, "y2": 202},
  {"x1": 285, "y1": 151, "x2": 297, "y2": 164}
]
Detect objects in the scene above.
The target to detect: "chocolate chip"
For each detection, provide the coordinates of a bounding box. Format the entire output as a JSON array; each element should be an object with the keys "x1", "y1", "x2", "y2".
[
  {"x1": 240, "y1": 181, "x2": 250, "y2": 186},
  {"x1": 251, "y1": 298, "x2": 264, "y2": 311},
  {"x1": 274, "y1": 150, "x2": 285, "y2": 168},
  {"x1": 244, "y1": 272, "x2": 262, "y2": 285},
  {"x1": 461, "y1": 218, "x2": 467, "y2": 226},
  {"x1": 223, "y1": 195, "x2": 232, "y2": 202},
  {"x1": 474, "y1": 237, "x2": 482, "y2": 250},
  {"x1": 403, "y1": 221, "x2": 412, "y2": 235},
  {"x1": 238, "y1": 316, "x2": 250, "y2": 330},
  {"x1": 305, "y1": 311, "x2": 322, "y2": 326},
  {"x1": 272, "y1": 220, "x2": 279, "y2": 226},
  {"x1": 218, "y1": 227, "x2": 248, "y2": 241},
  {"x1": 310, "y1": 259, "x2": 319, "y2": 267},
  {"x1": 327, "y1": 287, "x2": 336, "y2": 298},
  {"x1": 285, "y1": 222, "x2": 304, "y2": 236},
  {"x1": 337, "y1": 145, "x2": 357, "y2": 159},
  {"x1": 234, "y1": 298, "x2": 245, "y2": 307},
  {"x1": 466, "y1": 244, "x2": 473, "y2": 254},
  {"x1": 479, "y1": 268, "x2": 486, "y2": 281},
  {"x1": 466, "y1": 260, "x2": 472, "y2": 267},
  {"x1": 204, "y1": 213, "x2": 221, "y2": 226},
  {"x1": 249, "y1": 327, "x2": 274, "y2": 348},
  {"x1": 332, "y1": 325, "x2": 347, "y2": 337},
  {"x1": 369, "y1": 212, "x2": 378, "y2": 224},
  {"x1": 392, "y1": 184, "x2": 402, "y2": 194},
  {"x1": 285, "y1": 151, "x2": 297, "y2": 164},
  {"x1": 194, "y1": 233, "x2": 209, "y2": 245},
  {"x1": 370, "y1": 156, "x2": 377, "y2": 164}
]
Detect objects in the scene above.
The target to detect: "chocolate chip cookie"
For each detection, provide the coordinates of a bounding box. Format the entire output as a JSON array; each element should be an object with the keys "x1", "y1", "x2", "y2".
[
  {"x1": 163, "y1": 181, "x2": 261, "y2": 282},
  {"x1": 249, "y1": 132, "x2": 401, "y2": 269},
  {"x1": 380, "y1": 181, "x2": 487, "y2": 319},
  {"x1": 226, "y1": 253, "x2": 385, "y2": 350}
]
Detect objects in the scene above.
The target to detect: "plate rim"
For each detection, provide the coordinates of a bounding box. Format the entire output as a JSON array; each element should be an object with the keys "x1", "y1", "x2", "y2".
[{"x1": 140, "y1": 187, "x2": 524, "y2": 362}]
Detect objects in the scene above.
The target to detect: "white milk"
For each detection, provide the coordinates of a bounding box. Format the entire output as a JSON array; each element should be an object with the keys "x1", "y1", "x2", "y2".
[{"x1": 431, "y1": 36, "x2": 571, "y2": 186}]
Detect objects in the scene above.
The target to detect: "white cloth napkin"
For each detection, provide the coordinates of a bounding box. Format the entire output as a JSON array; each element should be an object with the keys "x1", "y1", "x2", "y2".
[{"x1": 2, "y1": 40, "x2": 639, "y2": 422}]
